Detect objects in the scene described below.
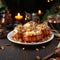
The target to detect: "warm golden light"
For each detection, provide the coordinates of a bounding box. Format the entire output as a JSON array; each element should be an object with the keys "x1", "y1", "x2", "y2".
[
  {"x1": 47, "y1": 0, "x2": 50, "y2": 2},
  {"x1": 15, "y1": 13, "x2": 23, "y2": 20},
  {"x1": 25, "y1": 15, "x2": 28, "y2": 20},
  {"x1": 38, "y1": 10, "x2": 42, "y2": 15},
  {"x1": 53, "y1": 20, "x2": 57, "y2": 23},
  {"x1": 18, "y1": 13, "x2": 20, "y2": 16},
  {"x1": 58, "y1": 6, "x2": 60, "y2": 9}
]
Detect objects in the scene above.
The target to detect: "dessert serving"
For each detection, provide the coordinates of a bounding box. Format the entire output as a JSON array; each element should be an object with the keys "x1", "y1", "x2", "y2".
[{"x1": 11, "y1": 21, "x2": 52, "y2": 43}]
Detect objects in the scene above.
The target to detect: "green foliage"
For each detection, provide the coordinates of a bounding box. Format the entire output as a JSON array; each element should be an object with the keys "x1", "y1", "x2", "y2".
[
  {"x1": 42, "y1": 0, "x2": 60, "y2": 20},
  {"x1": 42, "y1": 8, "x2": 60, "y2": 20},
  {"x1": 0, "y1": 0, "x2": 7, "y2": 9}
]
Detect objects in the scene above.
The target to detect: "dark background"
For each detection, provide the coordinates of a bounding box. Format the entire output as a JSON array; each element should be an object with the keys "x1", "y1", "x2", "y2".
[
  {"x1": 3, "y1": 0, "x2": 56, "y2": 20},
  {"x1": 4, "y1": 0, "x2": 55, "y2": 13}
]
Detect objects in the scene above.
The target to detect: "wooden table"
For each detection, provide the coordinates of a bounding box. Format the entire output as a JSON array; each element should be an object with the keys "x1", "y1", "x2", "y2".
[{"x1": 0, "y1": 37, "x2": 60, "y2": 60}]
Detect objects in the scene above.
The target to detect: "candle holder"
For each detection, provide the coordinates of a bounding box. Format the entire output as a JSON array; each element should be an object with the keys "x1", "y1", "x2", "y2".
[
  {"x1": 32, "y1": 13, "x2": 40, "y2": 23},
  {"x1": 14, "y1": 12, "x2": 24, "y2": 26}
]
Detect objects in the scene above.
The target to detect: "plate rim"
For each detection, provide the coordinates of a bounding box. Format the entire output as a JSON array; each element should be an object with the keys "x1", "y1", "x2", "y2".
[{"x1": 7, "y1": 31, "x2": 54, "y2": 45}]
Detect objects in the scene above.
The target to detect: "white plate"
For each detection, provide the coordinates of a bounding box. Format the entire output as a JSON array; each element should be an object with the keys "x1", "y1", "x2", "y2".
[{"x1": 7, "y1": 31, "x2": 54, "y2": 45}]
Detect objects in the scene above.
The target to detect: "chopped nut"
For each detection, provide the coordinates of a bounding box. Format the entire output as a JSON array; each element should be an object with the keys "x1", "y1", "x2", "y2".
[
  {"x1": 55, "y1": 49, "x2": 60, "y2": 54},
  {"x1": 42, "y1": 52, "x2": 54, "y2": 60},
  {"x1": 1, "y1": 46, "x2": 5, "y2": 50},
  {"x1": 36, "y1": 55, "x2": 40, "y2": 60},
  {"x1": 36, "y1": 48, "x2": 39, "y2": 51},
  {"x1": 5, "y1": 44, "x2": 11, "y2": 46},
  {"x1": 55, "y1": 43, "x2": 60, "y2": 49},
  {"x1": 56, "y1": 38, "x2": 60, "y2": 40},
  {"x1": 56, "y1": 43, "x2": 60, "y2": 49},
  {"x1": 22, "y1": 48, "x2": 25, "y2": 50},
  {"x1": 6, "y1": 30, "x2": 9, "y2": 32},
  {"x1": 42, "y1": 46, "x2": 45, "y2": 49}
]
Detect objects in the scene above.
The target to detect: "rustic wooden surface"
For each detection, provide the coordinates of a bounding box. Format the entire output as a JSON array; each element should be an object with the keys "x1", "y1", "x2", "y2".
[{"x1": 0, "y1": 37, "x2": 60, "y2": 60}]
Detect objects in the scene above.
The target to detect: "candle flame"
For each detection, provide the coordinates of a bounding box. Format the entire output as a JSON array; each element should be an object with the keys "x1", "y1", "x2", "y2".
[
  {"x1": 53, "y1": 21, "x2": 57, "y2": 23},
  {"x1": 47, "y1": 0, "x2": 50, "y2": 2},
  {"x1": 38, "y1": 10, "x2": 42, "y2": 15},
  {"x1": 18, "y1": 13, "x2": 20, "y2": 16},
  {"x1": 15, "y1": 13, "x2": 23, "y2": 20}
]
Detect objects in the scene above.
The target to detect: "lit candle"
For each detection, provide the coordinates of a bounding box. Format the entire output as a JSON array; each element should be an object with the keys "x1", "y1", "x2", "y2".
[
  {"x1": 47, "y1": 0, "x2": 50, "y2": 2},
  {"x1": 38, "y1": 10, "x2": 42, "y2": 15},
  {"x1": 53, "y1": 20, "x2": 57, "y2": 23},
  {"x1": 15, "y1": 13, "x2": 23, "y2": 20}
]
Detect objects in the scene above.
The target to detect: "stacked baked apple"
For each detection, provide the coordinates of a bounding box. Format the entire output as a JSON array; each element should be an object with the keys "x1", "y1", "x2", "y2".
[{"x1": 12, "y1": 21, "x2": 51, "y2": 42}]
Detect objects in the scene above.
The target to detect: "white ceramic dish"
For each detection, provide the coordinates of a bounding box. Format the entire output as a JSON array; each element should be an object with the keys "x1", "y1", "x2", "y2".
[{"x1": 7, "y1": 31, "x2": 54, "y2": 45}]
